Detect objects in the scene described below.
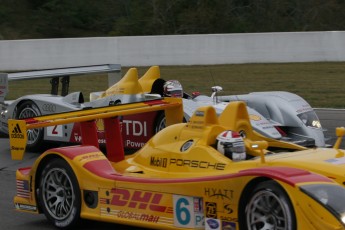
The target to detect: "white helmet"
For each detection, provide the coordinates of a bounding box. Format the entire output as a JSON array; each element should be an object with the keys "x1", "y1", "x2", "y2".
[
  {"x1": 216, "y1": 130, "x2": 246, "y2": 161},
  {"x1": 163, "y1": 80, "x2": 183, "y2": 98}
]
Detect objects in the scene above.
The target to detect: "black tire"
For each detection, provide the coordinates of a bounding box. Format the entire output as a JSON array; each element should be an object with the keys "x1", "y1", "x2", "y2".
[
  {"x1": 154, "y1": 112, "x2": 187, "y2": 133},
  {"x1": 244, "y1": 180, "x2": 296, "y2": 230},
  {"x1": 154, "y1": 112, "x2": 166, "y2": 133},
  {"x1": 15, "y1": 101, "x2": 44, "y2": 151},
  {"x1": 38, "y1": 158, "x2": 81, "y2": 229}
]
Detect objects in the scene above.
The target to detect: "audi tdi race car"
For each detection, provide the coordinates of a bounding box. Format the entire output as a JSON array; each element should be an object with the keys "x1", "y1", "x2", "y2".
[
  {"x1": 8, "y1": 97, "x2": 345, "y2": 230},
  {"x1": 0, "y1": 64, "x2": 164, "y2": 151},
  {"x1": 0, "y1": 64, "x2": 326, "y2": 153},
  {"x1": 138, "y1": 66, "x2": 326, "y2": 148}
]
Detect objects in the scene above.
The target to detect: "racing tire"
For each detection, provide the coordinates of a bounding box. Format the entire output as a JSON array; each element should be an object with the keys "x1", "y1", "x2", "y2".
[
  {"x1": 154, "y1": 112, "x2": 166, "y2": 133},
  {"x1": 15, "y1": 101, "x2": 44, "y2": 151},
  {"x1": 243, "y1": 180, "x2": 296, "y2": 230},
  {"x1": 154, "y1": 112, "x2": 186, "y2": 133},
  {"x1": 38, "y1": 158, "x2": 81, "y2": 229}
]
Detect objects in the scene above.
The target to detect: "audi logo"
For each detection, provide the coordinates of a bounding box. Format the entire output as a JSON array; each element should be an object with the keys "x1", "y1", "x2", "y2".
[{"x1": 42, "y1": 104, "x2": 56, "y2": 112}]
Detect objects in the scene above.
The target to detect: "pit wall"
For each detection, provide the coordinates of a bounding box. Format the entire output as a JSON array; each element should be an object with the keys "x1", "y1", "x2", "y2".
[{"x1": 0, "y1": 31, "x2": 344, "y2": 71}]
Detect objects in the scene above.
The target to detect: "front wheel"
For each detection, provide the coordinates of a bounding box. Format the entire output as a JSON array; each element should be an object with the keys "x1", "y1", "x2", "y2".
[
  {"x1": 154, "y1": 112, "x2": 166, "y2": 133},
  {"x1": 154, "y1": 112, "x2": 186, "y2": 133},
  {"x1": 244, "y1": 180, "x2": 296, "y2": 230},
  {"x1": 38, "y1": 158, "x2": 81, "y2": 229}
]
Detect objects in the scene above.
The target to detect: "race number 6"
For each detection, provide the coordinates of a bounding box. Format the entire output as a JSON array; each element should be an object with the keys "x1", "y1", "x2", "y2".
[{"x1": 173, "y1": 195, "x2": 204, "y2": 228}]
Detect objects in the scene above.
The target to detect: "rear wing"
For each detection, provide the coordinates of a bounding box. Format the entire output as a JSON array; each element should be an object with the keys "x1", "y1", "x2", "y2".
[
  {"x1": 8, "y1": 97, "x2": 183, "y2": 160},
  {"x1": 0, "y1": 64, "x2": 121, "y2": 103}
]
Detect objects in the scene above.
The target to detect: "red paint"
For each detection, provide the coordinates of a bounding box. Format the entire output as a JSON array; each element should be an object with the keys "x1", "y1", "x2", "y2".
[
  {"x1": 48, "y1": 145, "x2": 100, "y2": 160},
  {"x1": 18, "y1": 167, "x2": 32, "y2": 175},
  {"x1": 82, "y1": 162, "x2": 332, "y2": 187},
  {"x1": 110, "y1": 188, "x2": 168, "y2": 212},
  {"x1": 80, "y1": 121, "x2": 99, "y2": 149},
  {"x1": 104, "y1": 117, "x2": 124, "y2": 162},
  {"x1": 52, "y1": 125, "x2": 58, "y2": 134},
  {"x1": 144, "y1": 99, "x2": 166, "y2": 106},
  {"x1": 83, "y1": 159, "x2": 120, "y2": 177}
]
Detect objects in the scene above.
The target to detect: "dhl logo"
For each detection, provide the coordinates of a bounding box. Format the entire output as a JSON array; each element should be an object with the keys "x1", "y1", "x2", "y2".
[{"x1": 109, "y1": 188, "x2": 172, "y2": 213}]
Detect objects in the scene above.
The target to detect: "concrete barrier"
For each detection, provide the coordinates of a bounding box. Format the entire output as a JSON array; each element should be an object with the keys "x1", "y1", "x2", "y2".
[{"x1": 0, "y1": 31, "x2": 344, "y2": 70}]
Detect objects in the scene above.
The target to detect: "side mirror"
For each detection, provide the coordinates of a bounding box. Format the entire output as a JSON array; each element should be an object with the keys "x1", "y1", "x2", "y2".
[
  {"x1": 247, "y1": 140, "x2": 268, "y2": 163},
  {"x1": 334, "y1": 127, "x2": 345, "y2": 149}
]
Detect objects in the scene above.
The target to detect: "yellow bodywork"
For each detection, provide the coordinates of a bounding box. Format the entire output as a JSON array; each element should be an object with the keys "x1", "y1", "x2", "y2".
[{"x1": 9, "y1": 98, "x2": 345, "y2": 229}]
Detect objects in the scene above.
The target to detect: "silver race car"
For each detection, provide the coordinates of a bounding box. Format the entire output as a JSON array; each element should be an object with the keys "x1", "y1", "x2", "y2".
[
  {"x1": 140, "y1": 66, "x2": 326, "y2": 148},
  {"x1": 0, "y1": 65, "x2": 325, "y2": 151}
]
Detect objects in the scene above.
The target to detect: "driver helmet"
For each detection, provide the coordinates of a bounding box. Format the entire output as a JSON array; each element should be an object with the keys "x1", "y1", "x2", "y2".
[
  {"x1": 216, "y1": 130, "x2": 246, "y2": 161},
  {"x1": 163, "y1": 80, "x2": 183, "y2": 98}
]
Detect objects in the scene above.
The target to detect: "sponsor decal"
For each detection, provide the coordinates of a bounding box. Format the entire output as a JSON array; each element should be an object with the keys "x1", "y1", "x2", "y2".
[
  {"x1": 170, "y1": 159, "x2": 225, "y2": 170},
  {"x1": 150, "y1": 157, "x2": 168, "y2": 168},
  {"x1": 204, "y1": 188, "x2": 234, "y2": 200},
  {"x1": 108, "y1": 188, "x2": 172, "y2": 213},
  {"x1": 16, "y1": 180, "x2": 30, "y2": 198},
  {"x1": 11, "y1": 123, "x2": 24, "y2": 139},
  {"x1": 222, "y1": 221, "x2": 236, "y2": 230},
  {"x1": 74, "y1": 134, "x2": 82, "y2": 142},
  {"x1": 206, "y1": 218, "x2": 220, "y2": 230},
  {"x1": 195, "y1": 111, "x2": 204, "y2": 117},
  {"x1": 15, "y1": 203, "x2": 37, "y2": 212},
  {"x1": 122, "y1": 120, "x2": 147, "y2": 136},
  {"x1": 249, "y1": 114, "x2": 261, "y2": 121},
  {"x1": 125, "y1": 140, "x2": 145, "y2": 148},
  {"x1": 78, "y1": 152, "x2": 104, "y2": 162},
  {"x1": 205, "y1": 202, "x2": 217, "y2": 218},
  {"x1": 223, "y1": 204, "x2": 234, "y2": 214},
  {"x1": 220, "y1": 216, "x2": 238, "y2": 222},
  {"x1": 42, "y1": 103, "x2": 56, "y2": 113},
  {"x1": 173, "y1": 195, "x2": 204, "y2": 228},
  {"x1": 150, "y1": 157, "x2": 226, "y2": 170},
  {"x1": 11, "y1": 146, "x2": 25, "y2": 151},
  {"x1": 325, "y1": 157, "x2": 345, "y2": 165},
  {"x1": 117, "y1": 211, "x2": 159, "y2": 223}
]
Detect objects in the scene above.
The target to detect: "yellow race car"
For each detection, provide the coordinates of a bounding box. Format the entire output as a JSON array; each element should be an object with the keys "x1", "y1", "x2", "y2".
[{"x1": 8, "y1": 97, "x2": 345, "y2": 229}]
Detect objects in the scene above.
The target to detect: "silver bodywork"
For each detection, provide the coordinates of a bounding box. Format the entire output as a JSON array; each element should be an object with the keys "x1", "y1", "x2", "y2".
[
  {"x1": 220, "y1": 91, "x2": 325, "y2": 146},
  {"x1": 181, "y1": 89, "x2": 325, "y2": 147},
  {"x1": 0, "y1": 65, "x2": 122, "y2": 144},
  {"x1": 0, "y1": 65, "x2": 325, "y2": 148}
]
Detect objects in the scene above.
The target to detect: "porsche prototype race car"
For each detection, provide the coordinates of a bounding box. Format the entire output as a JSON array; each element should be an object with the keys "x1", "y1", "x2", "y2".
[{"x1": 8, "y1": 98, "x2": 345, "y2": 230}]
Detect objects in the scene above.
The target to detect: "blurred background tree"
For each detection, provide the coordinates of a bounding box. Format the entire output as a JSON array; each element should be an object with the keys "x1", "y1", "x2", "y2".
[{"x1": 0, "y1": 0, "x2": 344, "y2": 39}]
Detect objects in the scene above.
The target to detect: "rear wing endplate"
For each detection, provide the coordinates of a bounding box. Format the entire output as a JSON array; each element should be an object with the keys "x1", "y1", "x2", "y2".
[
  {"x1": 0, "y1": 64, "x2": 121, "y2": 103},
  {"x1": 8, "y1": 97, "x2": 183, "y2": 160}
]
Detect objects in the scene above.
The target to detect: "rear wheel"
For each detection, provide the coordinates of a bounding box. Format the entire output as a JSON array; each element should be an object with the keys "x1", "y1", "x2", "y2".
[
  {"x1": 38, "y1": 158, "x2": 81, "y2": 229},
  {"x1": 244, "y1": 181, "x2": 296, "y2": 230},
  {"x1": 15, "y1": 101, "x2": 44, "y2": 151}
]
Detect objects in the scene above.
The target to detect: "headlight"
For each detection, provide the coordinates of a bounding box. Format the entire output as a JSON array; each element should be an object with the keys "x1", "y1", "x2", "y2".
[
  {"x1": 301, "y1": 184, "x2": 345, "y2": 224},
  {"x1": 297, "y1": 111, "x2": 322, "y2": 128}
]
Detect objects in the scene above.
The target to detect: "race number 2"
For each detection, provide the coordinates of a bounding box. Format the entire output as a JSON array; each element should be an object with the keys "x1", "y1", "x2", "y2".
[{"x1": 173, "y1": 195, "x2": 204, "y2": 228}]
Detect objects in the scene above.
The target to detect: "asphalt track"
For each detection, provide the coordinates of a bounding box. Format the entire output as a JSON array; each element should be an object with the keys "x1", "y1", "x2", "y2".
[{"x1": 0, "y1": 109, "x2": 344, "y2": 230}]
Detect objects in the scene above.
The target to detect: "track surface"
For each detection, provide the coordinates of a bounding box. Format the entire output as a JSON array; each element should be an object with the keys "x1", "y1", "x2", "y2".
[{"x1": 0, "y1": 109, "x2": 344, "y2": 230}]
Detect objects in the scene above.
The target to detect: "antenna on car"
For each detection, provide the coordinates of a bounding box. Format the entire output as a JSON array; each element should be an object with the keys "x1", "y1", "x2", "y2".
[{"x1": 208, "y1": 69, "x2": 223, "y2": 104}]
